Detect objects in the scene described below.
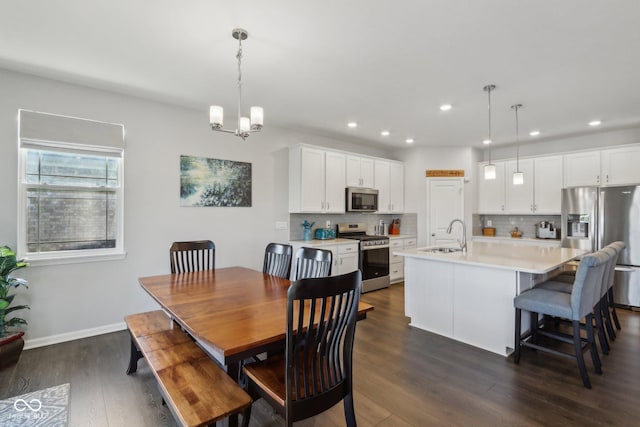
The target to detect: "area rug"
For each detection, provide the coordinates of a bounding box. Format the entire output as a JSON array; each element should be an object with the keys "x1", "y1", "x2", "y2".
[{"x1": 0, "y1": 383, "x2": 70, "y2": 426}]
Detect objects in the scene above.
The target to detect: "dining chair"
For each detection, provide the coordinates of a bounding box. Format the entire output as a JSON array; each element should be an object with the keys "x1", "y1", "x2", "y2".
[
  {"x1": 242, "y1": 270, "x2": 362, "y2": 427},
  {"x1": 514, "y1": 250, "x2": 609, "y2": 388},
  {"x1": 169, "y1": 240, "x2": 215, "y2": 273},
  {"x1": 263, "y1": 243, "x2": 293, "y2": 279},
  {"x1": 290, "y1": 247, "x2": 332, "y2": 281}
]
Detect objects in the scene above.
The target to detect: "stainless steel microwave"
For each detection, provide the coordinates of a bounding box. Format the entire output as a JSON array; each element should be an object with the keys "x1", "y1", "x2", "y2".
[{"x1": 346, "y1": 187, "x2": 378, "y2": 212}]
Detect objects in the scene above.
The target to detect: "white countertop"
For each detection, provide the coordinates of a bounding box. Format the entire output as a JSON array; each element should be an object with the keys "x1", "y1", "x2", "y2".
[
  {"x1": 289, "y1": 238, "x2": 359, "y2": 246},
  {"x1": 472, "y1": 235, "x2": 561, "y2": 246},
  {"x1": 396, "y1": 241, "x2": 586, "y2": 274},
  {"x1": 388, "y1": 234, "x2": 416, "y2": 239}
]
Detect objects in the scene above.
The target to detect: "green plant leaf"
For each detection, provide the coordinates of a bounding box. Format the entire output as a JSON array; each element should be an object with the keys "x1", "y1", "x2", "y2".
[
  {"x1": 5, "y1": 318, "x2": 28, "y2": 327},
  {"x1": 5, "y1": 305, "x2": 29, "y2": 314},
  {"x1": 0, "y1": 299, "x2": 8, "y2": 310}
]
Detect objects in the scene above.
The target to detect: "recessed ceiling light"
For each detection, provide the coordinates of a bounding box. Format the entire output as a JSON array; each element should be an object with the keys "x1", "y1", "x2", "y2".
[
  {"x1": 482, "y1": 139, "x2": 492, "y2": 145},
  {"x1": 347, "y1": 121, "x2": 358, "y2": 128},
  {"x1": 440, "y1": 104, "x2": 452, "y2": 111},
  {"x1": 380, "y1": 130, "x2": 390, "y2": 136},
  {"x1": 588, "y1": 120, "x2": 602, "y2": 127},
  {"x1": 529, "y1": 130, "x2": 540, "y2": 136},
  {"x1": 405, "y1": 138, "x2": 414, "y2": 144}
]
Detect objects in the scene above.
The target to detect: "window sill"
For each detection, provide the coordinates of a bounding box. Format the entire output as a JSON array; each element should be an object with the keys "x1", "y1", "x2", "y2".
[{"x1": 24, "y1": 251, "x2": 127, "y2": 267}]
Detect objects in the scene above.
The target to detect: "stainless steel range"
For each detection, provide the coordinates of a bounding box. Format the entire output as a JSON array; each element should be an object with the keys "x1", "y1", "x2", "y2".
[{"x1": 337, "y1": 223, "x2": 390, "y2": 293}]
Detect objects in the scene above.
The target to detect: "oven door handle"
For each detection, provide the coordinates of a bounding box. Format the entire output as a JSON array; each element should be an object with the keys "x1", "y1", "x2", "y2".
[{"x1": 361, "y1": 244, "x2": 390, "y2": 250}]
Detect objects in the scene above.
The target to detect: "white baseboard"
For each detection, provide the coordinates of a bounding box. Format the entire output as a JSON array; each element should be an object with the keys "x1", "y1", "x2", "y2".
[{"x1": 23, "y1": 322, "x2": 127, "y2": 350}]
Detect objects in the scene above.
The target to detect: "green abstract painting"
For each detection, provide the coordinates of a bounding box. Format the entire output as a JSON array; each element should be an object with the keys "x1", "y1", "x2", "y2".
[{"x1": 180, "y1": 155, "x2": 252, "y2": 207}]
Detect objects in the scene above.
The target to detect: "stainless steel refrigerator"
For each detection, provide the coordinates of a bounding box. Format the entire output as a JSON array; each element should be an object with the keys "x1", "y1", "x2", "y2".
[{"x1": 561, "y1": 185, "x2": 640, "y2": 308}]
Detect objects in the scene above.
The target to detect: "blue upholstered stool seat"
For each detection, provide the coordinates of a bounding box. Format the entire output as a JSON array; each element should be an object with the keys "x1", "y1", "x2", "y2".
[
  {"x1": 513, "y1": 288, "x2": 572, "y2": 319},
  {"x1": 534, "y1": 280, "x2": 572, "y2": 293}
]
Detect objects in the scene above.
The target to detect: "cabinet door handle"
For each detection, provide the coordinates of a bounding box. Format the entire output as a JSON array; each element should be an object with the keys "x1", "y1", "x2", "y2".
[
  {"x1": 327, "y1": 202, "x2": 330, "y2": 210},
  {"x1": 596, "y1": 175, "x2": 600, "y2": 184},
  {"x1": 606, "y1": 174, "x2": 609, "y2": 183}
]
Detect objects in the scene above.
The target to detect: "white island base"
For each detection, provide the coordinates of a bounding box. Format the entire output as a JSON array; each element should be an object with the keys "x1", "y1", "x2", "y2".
[{"x1": 399, "y1": 241, "x2": 585, "y2": 357}]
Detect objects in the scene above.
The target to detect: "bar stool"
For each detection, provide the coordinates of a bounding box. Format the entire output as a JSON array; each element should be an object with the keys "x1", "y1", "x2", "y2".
[
  {"x1": 536, "y1": 248, "x2": 616, "y2": 355},
  {"x1": 514, "y1": 251, "x2": 609, "y2": 388}
]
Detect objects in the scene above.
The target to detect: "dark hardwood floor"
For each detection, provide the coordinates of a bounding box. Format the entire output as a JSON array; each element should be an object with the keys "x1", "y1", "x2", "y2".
[{"x1": 1, "y1": 283, "x2": 639, "y2": 426}]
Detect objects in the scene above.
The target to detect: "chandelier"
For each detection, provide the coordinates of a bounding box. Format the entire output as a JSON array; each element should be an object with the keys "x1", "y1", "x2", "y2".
[{"x1": 209, "y1": 28, "x2": 263, "y2": 140}]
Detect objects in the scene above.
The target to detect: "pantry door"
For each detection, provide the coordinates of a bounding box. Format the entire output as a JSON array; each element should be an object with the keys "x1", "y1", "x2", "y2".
[{"x1": 427, "y1": 178, "x2": 464, "y2": 246}]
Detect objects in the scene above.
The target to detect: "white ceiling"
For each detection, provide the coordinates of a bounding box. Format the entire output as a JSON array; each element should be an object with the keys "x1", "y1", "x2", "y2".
[{"x1": 1, "y1": 1, "x2": 639, "y2": 150}]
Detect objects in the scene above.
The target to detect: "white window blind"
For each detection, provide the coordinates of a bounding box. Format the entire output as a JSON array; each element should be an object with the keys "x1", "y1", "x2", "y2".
[{"x1": 17, "y1": 110, "x2": 126, "y2": 264}]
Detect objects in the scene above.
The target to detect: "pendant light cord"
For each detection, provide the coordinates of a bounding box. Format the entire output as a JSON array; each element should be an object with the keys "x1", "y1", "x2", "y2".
[{"x1": 515, "y1": 105, "x2": 519, "y2": 171}]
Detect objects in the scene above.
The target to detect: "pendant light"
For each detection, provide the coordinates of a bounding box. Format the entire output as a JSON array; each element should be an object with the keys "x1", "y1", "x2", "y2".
[
  {"x1": 483, "y1": 84, "x2": 496, "y2": 180},
  {"x1": 511, "y1": 104, "x2": 524, "y2": 185}
]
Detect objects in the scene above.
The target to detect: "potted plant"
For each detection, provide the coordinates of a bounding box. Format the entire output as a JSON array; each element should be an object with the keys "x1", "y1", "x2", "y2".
[{"x1": 0, "y1": 245, "x2": 29, "y2": 368}]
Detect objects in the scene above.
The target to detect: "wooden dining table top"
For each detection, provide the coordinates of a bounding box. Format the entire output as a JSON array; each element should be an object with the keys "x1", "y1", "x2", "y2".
[{"x1": 139, "y1": 266, "x2": 374, "y2": 366}]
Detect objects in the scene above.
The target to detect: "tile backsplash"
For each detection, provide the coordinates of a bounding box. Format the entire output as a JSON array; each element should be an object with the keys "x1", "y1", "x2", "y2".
[
  {"x1": 289, "y1": 213, "x2": 417, "y2": 240},
  {"x1": 473, "y1": 214, "x2": 561, "y2": 239}
]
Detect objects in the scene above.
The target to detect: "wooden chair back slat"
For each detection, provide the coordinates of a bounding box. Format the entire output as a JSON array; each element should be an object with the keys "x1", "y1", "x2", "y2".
[
  {"x1": 291, "y1": 247, "x2": 332, "y2": 281},
  {"x1": 170, "y1": 240, "x2": 215, "y2": 273},
  {"x1": 263, "y1": 243, "x2": 293, "y2": 279}
]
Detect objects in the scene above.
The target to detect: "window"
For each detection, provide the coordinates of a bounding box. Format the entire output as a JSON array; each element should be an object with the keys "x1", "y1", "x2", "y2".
[{"x1": 18, "y1": 110, "x2": 125, "y2": 264}]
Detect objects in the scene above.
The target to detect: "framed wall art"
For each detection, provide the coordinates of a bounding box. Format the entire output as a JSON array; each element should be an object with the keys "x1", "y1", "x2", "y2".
[{"x1": 180, "y1": 155, "x2": 252, "y2": 207}]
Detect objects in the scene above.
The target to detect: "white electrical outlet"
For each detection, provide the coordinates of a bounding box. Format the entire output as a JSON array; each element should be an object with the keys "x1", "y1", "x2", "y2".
[
  {"x1": 275, "y1": 221, "x2": 288, "y2": 230},
  {"x1": 486, "y1": 220, "x2": 492, "y2": 227}
]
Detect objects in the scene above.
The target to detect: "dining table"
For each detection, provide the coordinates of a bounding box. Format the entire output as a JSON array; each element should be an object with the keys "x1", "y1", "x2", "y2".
[{"x1": 138, "y1": 266, "x2": 375, "y2": 383}]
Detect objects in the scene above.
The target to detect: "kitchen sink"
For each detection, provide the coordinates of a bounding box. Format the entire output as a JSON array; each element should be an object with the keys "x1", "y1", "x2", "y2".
[{"x1": 422, "y1": 247, "x2": 462, "y2": 254}]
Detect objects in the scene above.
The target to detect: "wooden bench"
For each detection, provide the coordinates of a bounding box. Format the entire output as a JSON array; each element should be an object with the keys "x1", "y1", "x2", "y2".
[{"x1": 125, "y1": 310, "x2": 251, "y2": 427}]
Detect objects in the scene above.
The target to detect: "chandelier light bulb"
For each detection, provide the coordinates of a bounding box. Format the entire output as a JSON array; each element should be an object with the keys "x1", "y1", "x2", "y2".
[
  {"x1": 250, "y1": 107, "x2": 263, "y2": 129},
  {"x1": 239, "y1": 117, "x2": 251, "y2": 132},
  {"x1": 210, "y1": 106, "x2": 224, "y2": 128}
]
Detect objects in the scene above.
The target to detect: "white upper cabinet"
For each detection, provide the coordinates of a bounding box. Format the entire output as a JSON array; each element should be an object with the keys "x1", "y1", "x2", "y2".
[
  {"x1": 600, "y1": 145, "x2": 640, "y2": 186},
  {"x1": 563, "y1": 151, "x2": 601, "y2": 187},
  {"x1": 505, "y1": 158, "x2": 534, "y2": 214},
  {"x1": 374, "y1": 160, "x2": 404, "y2": 213},
  {"x1": 564, "y1": 146, "x2": 640, "y2": 188},
  {"x1": 324, "y1": 151, "x2": 347, "y2": 213},
  {"x1": 389, "y1": 162, "x2": 404, "y2": 213},
  {"x1": 533, "y1": 155, "x2": 563, "y2": 214},
  {"x1": 504, "y1": 156, "x2": 563, "y2": 214},
  {"x1": 346, "y1": 155, "x2": 374, "y2": 188},
  {"x1": 477, "y1": 162, "x2": 506, "y2": 214},
  {"x1": 289, "y1": 146, "x2": 346, "y2": 213}
]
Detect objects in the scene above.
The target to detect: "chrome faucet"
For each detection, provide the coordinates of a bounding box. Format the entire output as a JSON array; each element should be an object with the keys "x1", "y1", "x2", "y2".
[{"x1": 446, "y1": 218, "x2": 467, "y2": 253}]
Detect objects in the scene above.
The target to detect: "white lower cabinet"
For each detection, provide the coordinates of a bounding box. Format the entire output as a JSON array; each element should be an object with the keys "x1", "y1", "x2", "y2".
[
  {"x1": 390, "y1": 237, "x2": 416, "y2": 283},
  {"x1": 337, "y1": 244, "x2": 359, "y2": 275},
  {"x1": 290, "y1": 241, "x2": 359, "y2": 277}
]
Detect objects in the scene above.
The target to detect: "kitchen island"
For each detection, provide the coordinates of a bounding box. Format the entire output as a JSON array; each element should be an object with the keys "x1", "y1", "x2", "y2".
[{"x1": 396, "y1": 241, "x2": 585, "y2": 356}]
